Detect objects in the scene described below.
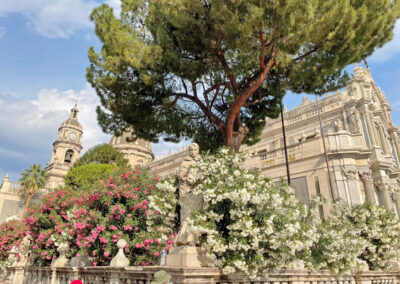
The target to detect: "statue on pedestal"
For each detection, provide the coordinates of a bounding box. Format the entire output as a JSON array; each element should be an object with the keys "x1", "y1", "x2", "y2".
[
  {"x1": 166, "y1": 143, "x2": 212, "y2": 267},
  {"x1": 176, "y1": 143, "x2": 202, "y2": 246}
]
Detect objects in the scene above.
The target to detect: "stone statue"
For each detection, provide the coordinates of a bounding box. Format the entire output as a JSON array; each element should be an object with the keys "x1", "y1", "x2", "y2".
[
  {"x1": 16, "y1": 234, "x2": 32, "y2": 266},
  {"x1": 51, "y1": 243, "x2": 70, "y2": 267},
  {"x1": 176, "y1": 143, "x2": 203, "y2": 246},
  {"x1": 336, "y1": 119, "x2": 344, "y2": 132},
  {"x1": 166, "y1": 143, "x2": 213, "y2": 267},
  {"x1": 347, "y1": 110, "x2": 360, "y2": 134}
]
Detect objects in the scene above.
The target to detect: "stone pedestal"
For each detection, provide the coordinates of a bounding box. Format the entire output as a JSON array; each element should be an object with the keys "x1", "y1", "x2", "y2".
[{"x1": 166, "y1": 246, "x2": 213, "y2": 267}]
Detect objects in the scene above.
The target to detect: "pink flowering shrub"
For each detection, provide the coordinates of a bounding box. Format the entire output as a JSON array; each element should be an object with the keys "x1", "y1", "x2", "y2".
[
  {"x1": 27, "y1": 168, "x2": 177, "y2": 266},
  {"x1": 0, "y1": 220, "x2": 27, "y2": 263}
]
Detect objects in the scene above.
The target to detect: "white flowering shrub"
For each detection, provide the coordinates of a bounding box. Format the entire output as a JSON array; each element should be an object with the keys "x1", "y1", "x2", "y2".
[
  {"x1": 187, "y1": 148, "x2": 317, "y2": 276},
  {"x1": 311, "y1": 201, "x2": 367, "y2": 274},
  {"x1": 312, "y1": 201, "x2": 400, "y2": 274},
  {"x1": 353, "y1": 203, "x2": 400, "y2": 270},
  {"x1": 147, "y1": 176, "x2": 179, "y2": 242}
]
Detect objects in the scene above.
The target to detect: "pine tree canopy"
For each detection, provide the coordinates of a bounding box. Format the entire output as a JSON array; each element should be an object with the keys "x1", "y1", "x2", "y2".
[
  {"x1": 72, "y1": 143, "x2": 128, "y2": 168},
  {"x1": 87, "y1": 0, "x2": 400, "y2": 151}
]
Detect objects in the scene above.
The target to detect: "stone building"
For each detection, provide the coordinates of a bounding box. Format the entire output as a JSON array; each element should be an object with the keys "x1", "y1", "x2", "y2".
[
  {"x1": 1, "y1": 65, "x2": 400, "y2": 222},
  {"x1": 0, "y1": 105, "x2": 83, "y2": 222},
  {"x1": 109, "y1": 130, "x2": 153, "y2": 168},
  {"x1": 45, "y1": 104, "x2": 83, "y2": 189},
  {"x1": 241, "y1": 65, "x2": 400, "y2": 217},
  {"x1": 148, "y1": 65, "x2": 400, "y2": 218}
]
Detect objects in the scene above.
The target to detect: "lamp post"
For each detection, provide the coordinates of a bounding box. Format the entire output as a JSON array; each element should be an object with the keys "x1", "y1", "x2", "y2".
[
  {"x1": 280, "y1": 102, "x2": 291, "y2": 185},
  {"x1": 315, "y1": 95, "x2": 336, "y2": 201}
]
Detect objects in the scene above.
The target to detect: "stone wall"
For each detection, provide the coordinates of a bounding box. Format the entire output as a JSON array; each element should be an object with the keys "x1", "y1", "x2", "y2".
[{"x1": 0, "y1": 266, "x2": 398, "y2": 284}]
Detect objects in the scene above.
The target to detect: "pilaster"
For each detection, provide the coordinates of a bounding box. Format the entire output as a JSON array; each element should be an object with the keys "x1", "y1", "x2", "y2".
[
  {"x1": 359, "y1": 171, "x2": 377, "y2": 205},
  {"x1": 375, "y1": 182, "x2": 393, "y2": 211},
  {"x1": 393, "y1": 191, "x2": 400, "y2": 217}
]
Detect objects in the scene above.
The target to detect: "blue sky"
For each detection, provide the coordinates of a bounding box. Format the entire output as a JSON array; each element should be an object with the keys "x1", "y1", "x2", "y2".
[{"x1": 0, "y1": 0, "x2": 399, "y2": 181}]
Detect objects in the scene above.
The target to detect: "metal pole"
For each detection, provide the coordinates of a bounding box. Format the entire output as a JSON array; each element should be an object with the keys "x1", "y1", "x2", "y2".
[
  {"x1": 280, "y1": 102, "x2": 291, "y2": 185},
  {"x1": 315, "y1": 95, "x2": 336, "y2": 201}
]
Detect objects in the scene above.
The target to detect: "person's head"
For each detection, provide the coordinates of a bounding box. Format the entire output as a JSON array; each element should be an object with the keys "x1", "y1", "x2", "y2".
[{"x1": 189, "y1": 143, "x2": 199, "y2": 158}]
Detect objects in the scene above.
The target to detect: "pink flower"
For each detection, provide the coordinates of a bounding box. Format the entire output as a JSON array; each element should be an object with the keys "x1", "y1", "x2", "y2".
[
  {"x1": 110, "y1": 225, "x2": 117, "y2": 231},
  {"x1": 99, "y1": 237, "x2": 108, "y2": 244},
  {"x1": 104, "y1": 251, "x2": 110, "y2": 257}
]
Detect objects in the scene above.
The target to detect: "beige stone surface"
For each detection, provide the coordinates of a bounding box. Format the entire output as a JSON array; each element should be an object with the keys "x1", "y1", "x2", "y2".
[
  {"x1": 166, "y1": 246, "x2": 214, "y2": 268},
  {"x1": 2, "y1": 65, "x2": 400, "y2": 222}
]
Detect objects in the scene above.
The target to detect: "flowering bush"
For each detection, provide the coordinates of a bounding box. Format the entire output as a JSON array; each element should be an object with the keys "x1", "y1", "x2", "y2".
[
  {"x1": 311, "y1": 201, "x2": 367, "y2": 274},
  {"x1": 27, "y1": 168, "x2": 177, "y2": 266},
  {"x1": 312, "y1": 201, "x2": 400, "y2": 274},
  {"x1": 168, "y1": 148, "x2": 317, "y2": 276},
  {"x1": 0, "y1": 220, "x2": 27, "y2": 266},
  {"x1": 354, "y1": 203, "x2": 400, "y2": 270}
]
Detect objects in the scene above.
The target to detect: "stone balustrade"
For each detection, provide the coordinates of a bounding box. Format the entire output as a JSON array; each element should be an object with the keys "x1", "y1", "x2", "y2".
[{"x1": 0, "y1": 266, "x2": 398, "y2": 284}]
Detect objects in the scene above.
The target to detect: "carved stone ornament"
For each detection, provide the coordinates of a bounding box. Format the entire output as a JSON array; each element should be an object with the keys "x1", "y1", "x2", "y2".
[
  {"x1": 110, "y1": 239, "x2": 130, "y2": 267},
  {"x1": 375, "y1": 181, "x2": 391, "y2": 192},
  {"x1": 359, "y1": 170, "x2": 372, "y2": 180},
  {"x1": 176, "y1": 143, "x2": 203, "y2": 246},
  {"x1": 16, "y1": 234, "x2": 33, "y2": 266},
  {"x1": 51, "y1": 242, "x2": 69, "y2": 267},
  {"x1": 7, "y1": 246, "x2": 17, "y2": 266},
  {"x1": 344, "y1": 169, "x2": 358, "y2": 179}
]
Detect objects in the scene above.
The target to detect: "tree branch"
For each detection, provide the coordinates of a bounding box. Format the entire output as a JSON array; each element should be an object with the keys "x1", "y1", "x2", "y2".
[
  {"x1": 293, "y1": 44, "x2": 322, "y2": 62},
  {"x1": 217, "y1": 51, "x2": 239, "y2": 95}
]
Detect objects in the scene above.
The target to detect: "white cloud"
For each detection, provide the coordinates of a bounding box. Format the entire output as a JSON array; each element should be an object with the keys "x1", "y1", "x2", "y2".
[
  {"x1": 0, "y1": 84, "x2": 181, "y2": 173},
  {"x1": 0, "y1": 147, "x2": 25, "y2": 159},
  {"x1": 0, "y1": 26, "x2": 5, "y2": 38},
  {"x1": 0, "y1": 0, "x2": 98, "y2": 38},
  {"x1": 105, "y1": 0, "x2": 121, "y2": 17},
  {"x1": 369, "y1": 21, "x2": 400, "y2": 63},
  {"x1": 0, "y1": 83, "x2": 110, "y2": 154}
]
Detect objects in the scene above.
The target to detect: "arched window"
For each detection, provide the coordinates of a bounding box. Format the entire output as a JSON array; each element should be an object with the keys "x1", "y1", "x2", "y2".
[{"x1": 64, "y1": 149, "x2": 74, "y2": 163}]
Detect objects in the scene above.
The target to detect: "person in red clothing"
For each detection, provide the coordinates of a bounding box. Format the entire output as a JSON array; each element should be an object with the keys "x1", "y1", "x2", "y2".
[{"x1": 70, "y1": 280, "x2": 83, "y2": 284}]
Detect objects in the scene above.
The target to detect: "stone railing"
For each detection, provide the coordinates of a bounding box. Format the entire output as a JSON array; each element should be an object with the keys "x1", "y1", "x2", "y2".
[{"x1": 1, "y1": 266, "x2": 398, "y2": 284}]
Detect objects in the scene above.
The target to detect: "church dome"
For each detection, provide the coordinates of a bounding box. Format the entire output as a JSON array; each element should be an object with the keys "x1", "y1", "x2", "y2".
[
  {"x1": 109, "y1": 129, "x2": 153, "y2": 167},
  {"x1": 60, "y1": 104, "x2": 82, "y2": 130}
]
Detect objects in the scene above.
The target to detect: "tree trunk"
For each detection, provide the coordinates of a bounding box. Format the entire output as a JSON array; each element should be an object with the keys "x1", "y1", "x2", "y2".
[
  {"x1": 223, "y1": 124, "x2": 249, "y2": 152},
  {"x1": 21, "y1": 194, "x2": 33, "y2": 220}
]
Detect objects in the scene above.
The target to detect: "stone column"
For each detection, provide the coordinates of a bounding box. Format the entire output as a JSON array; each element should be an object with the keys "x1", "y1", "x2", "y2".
[
  {"x1": 376, "y1": 182, "x2": 393, "y2": 211},
  {"x1": 389, "y1": 129, "x2": 400, "y2": 163},
  {"x1": 377, "y1": 124, "x2": 392, "y2": 155},
  {"x1": 364, "y1": 112, "x2": 378, "y2": 146},
  {"x1": 393, "y1": 191, "x2": 400, "y2": 217},
  {"x1": 376, "y1": 123, "x2": 390, "y2": 155},
  {"x1": 359, "y1": 171, "x2": 377, "y2": 204}
]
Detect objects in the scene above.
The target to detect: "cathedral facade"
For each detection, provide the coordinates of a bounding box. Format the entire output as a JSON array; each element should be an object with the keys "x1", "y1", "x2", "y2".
[{"x1": 1, "y1": 65, "x2": 400, "y2": 222}]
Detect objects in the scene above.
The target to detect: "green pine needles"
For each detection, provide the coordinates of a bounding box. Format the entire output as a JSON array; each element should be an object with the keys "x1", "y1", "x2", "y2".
[{"x1": 87, "y1": 0, "x2": 400, "y2": 151}]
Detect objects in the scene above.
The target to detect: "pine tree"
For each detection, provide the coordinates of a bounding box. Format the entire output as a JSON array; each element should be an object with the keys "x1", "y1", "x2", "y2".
[{"x1": 87, "y1": 0, "x2": 400, "y2": 151}]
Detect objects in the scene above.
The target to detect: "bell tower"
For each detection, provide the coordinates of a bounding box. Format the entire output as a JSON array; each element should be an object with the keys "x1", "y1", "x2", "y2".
[{"x1": 46, "y1": 104, "x2": 83, "y2": 189}]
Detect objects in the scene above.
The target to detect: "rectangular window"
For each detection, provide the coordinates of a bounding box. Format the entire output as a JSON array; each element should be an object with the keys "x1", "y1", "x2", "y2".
[
  {"x1": 360, "y1": 114, "x2": 371, "y2": 147},
  {"x1": 314, "y1": 176, "x2": 325, "y2": 220},
  {"x1": 375, "y1": 186, "x2": 384, "y2": 206},
  {"x1": 280, "y1": 138, "x2": 284, "y2": 148},
  {"x1": 390, "y1": 139, "x2": 400, "y2": 169},
  {"x1": 291, "y1": 176, "x2": 310, "y2": 205},
  {"x1": 269, "y1": 141, "x2": 275, "y2": 151}
]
